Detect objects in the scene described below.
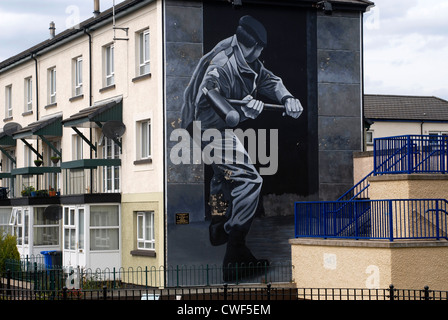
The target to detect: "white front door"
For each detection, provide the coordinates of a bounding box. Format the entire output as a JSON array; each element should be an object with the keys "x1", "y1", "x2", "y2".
[
  {"x1": 63, "y1": 206, "x2": 86, "y2": 267},
  {"x1": 11, "y1": 207, "x2": 30, "y2": 256}
]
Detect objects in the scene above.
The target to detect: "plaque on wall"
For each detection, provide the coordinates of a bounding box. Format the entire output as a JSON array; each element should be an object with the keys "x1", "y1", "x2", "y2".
[{"x1": 175, "y1": 213, "x2": 190, "y2": 225}]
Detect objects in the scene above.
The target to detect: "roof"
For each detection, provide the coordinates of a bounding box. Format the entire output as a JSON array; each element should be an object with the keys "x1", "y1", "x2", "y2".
[
  {"x1": 0, "y1": 0, "x2": 148, "y2": 70},
  {"x1": 364, "y1": 94, "x2": 448, "y2": 122}
]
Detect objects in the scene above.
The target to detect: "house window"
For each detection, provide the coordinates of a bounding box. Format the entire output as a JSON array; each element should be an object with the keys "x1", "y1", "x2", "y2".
[
  {"x1": 90, "y1": 205, "x2": 119, "y2": 251},
  {"x1": 10, "y1": 208, "x2": 28, "y2": 246},
  {"x1": 5, "y1": 85, "x2": 12, "y2": 118},
  {"x1": 104, "y1": 44, "x2": 115, "y2": 86},
  {"x1": 63, "y1": 207, "x2": 84, "y2": 250},
  {"x1": 138, "y1": 120, "x2": 151, "y2": 159},
  {"x1": 25, "y1": 77, "x2": 32, "y2": 112},
  {"x1": 44, "y1": 140, "x2": 61, "y2": 192},
  {"x1": 3, "y1": 150, "x2": 15, "y2": 192},
  {"x1": 48, "y1": 67, "x2": 57, "y2": 104},
  {"x1": 137, "y1": 211, "x2": 154, "y2": 250},
  {"x1": 74, "y1": 57, "x2": 83, "y2": 96},
  {"x1": 24, "y1": 143, "x2": 33, "y2": 167},
  {"x1": 34, "y1": 207, "x2": 59, "y2": 246},
  {"x1": 0, "y1": 208, "x2": 12, "y2": 235},
  {"x1": 139, "y1": 29, "x2": 150, "y2": 75},
  {"x1": 366, "y1": 130, "x2": 374, "y2": 146},
  {"x1": 72, "y1": 135, "x2": 83, "y2": 160},
  {"x1": 64, "y1": 207, "x2": 76, "y2": 250},
  {"x1": 102, "y1": 137, "x2": 120, "y2": 192}
]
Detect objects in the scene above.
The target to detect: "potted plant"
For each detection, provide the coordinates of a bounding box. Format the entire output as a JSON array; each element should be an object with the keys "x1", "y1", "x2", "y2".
[
  {"x1": 49, "y1": 186, "x2": 56, "y2": 197},
  {"x1": 34, "y1": 159, "x2": 43, "y2": 167},
  {"x1": 21, "y1": 185, "x2": 35, "y2": 197},
  {"x1": 51, "y1": 156, "x2": 61, "y2": 164},
  {"x1": 36, "y1": 189, "x2": 49, "y2": 197}
]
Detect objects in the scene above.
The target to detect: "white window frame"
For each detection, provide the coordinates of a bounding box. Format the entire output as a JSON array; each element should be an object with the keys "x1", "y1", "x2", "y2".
[
  {"x1": 49, "y1": 67, "x2": 57, "y2": 104},
  {"x1": 64, "y1": 207, "x2": 76, "y2": 250},
  {"x1": 138, "y1": 120, "x2": 151, "y2": 159},
  {"x1": 139, "y1": 29, "x2": 150, "y2": 75},
  {"x1": 10, "y1": 208, "x2": 28, "y2": 246},
  {"x1": 5, "y1": 85, "x2": 12, "y2": 118},
  {"x1": 24, "y1": 143, "x2": 33, "y2": 167},
  {"x1": 0, "y1": 208, "x2": 12, "y2": 235},
  {"x1": 105, "y1": 44, "x2": 115, "y2": 86},
  {"x1": 366, "y1": 130, "x2": 374, "y2": 146},
  {"x1": 137, "y1": 211, "x2": 155, "y2": 250},
  {"x1": 102, "y1": 137, "x2": 121, "y2": 193},
  {"x1": 74, "y1": 57, "x2": 83, "y2": 96},
  {"x1": 34, "y1": 207, "x2": 59, "y2": 246},
  {"x1": 89, "y1": 205, "x2": 120, "y2": 251},
  {"x1": 2, "y1": 149, "x2": 15, "y2": 192},
  {"x1": 72, "y1": 135, "x2": 83, "y2": 160},
  {"x1": 25, "y1": 77, "x2": 33, "y2": 112}
]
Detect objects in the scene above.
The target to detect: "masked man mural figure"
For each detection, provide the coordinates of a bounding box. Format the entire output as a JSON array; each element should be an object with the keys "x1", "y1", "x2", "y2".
[{"x1": 181, "y1": 15, "x2": 303, "y2": 281}]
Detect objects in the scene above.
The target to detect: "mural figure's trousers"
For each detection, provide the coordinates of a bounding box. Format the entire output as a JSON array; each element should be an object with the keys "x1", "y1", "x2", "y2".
[{"x1": 204, "y1": 130, "x2": 263, "y2": 234}]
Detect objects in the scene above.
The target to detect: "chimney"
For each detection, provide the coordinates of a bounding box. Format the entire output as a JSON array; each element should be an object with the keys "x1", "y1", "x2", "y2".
[
  {"x1": 93, "y1": 0, "x2": 100, "y2": 17},
  {"x1": 49, "y1": 21, "x2": 56, "y2": 39}
]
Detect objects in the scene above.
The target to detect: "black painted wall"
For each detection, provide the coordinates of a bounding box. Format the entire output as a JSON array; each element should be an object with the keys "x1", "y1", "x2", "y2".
[{"x1": 164, "y1": 0, "x2": 363, "y2": 273}]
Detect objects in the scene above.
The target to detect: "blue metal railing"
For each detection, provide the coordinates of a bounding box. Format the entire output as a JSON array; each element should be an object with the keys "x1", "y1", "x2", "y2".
[
  {"x1": 337, "y1": 135, "x2": 448, "y2": 201},
  {"x1": 337, "y1": 170, "x2": 373, "y2": 201},
  {"x1": 294, "y1": 199, "x2": 448, "y2": 241},
  {"x1": 374, "y1": 135, "x2": 448, "y2": 175}
]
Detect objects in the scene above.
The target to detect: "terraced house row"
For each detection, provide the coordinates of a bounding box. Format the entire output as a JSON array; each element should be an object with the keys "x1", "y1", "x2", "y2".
[{"x1": 0, "y1": 0, "x2": 164, "y2": 272}]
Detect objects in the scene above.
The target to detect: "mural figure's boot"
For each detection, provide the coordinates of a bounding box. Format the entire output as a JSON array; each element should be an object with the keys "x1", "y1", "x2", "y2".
[
  {"x1": 222, "y1": 228, "x2": 269, "y2": 282},
  {"x1": 209, "y1": 215, "x2": 228, "y2": 246}
]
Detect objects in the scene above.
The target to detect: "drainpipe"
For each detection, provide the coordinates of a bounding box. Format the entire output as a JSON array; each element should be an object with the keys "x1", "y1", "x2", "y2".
[
  {"x1": 31, "y1": 53, "x2": 40, "y2": 190},
  {"x1": 84, "y1": 28, "x2": 94, "y2": 193},
  {"x1": 31, "y1": 54, "x2": 39, "y2": 121}
]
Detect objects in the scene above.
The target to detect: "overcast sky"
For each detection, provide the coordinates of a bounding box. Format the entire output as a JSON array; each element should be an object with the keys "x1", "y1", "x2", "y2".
[{"x1": 0, "y1": 0, "x2": 447, "y2": 100}]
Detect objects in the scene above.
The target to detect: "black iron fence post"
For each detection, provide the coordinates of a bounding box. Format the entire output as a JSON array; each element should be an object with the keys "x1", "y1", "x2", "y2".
[
  {"x1": 389, "y1": 284, "x2": 395, "y2": 301},
  {"x1": 223, "y1": 283, "x2": 228, "y2": 300},
  {"x1": 103, "y1": 285, "x2": 107, "y2": 300},
  {"x1": 62, "y1": 286, "x2": 67, "y2": 300},
  {"x1": 424, "y1": 286, "x2": 430, "y2": 301},
  {"x1": 267, "y1": 283, "x2": 271, "y2": 300},
  {"x1": 6, "y1": 269, "x2": 11, "y2": 296}
]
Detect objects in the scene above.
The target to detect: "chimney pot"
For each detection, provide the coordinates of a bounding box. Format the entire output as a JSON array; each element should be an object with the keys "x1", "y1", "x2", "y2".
[
  {"x1": 93, "y1": 0, "x2": 100, "y2": 17},
  {"x1": 49, "y1": 21, "x2": 55, "y2": 39}
]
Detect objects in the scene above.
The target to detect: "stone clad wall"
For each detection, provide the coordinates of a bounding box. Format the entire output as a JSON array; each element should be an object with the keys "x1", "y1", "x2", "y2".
[{"x1": 317, "y1": 11, "x2": 363, "y2": 200}]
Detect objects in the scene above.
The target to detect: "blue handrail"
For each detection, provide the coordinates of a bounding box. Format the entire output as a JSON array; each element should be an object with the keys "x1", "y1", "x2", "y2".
[
  {"x1": 294, "y1": 199, "x2": 448, "y2": 241},
  {"x1": 337, "y1": 135, "x2": 448, "y2": 202},
  {"x1": 374, "y1": 135, "x2": 448, "y2": 175}
]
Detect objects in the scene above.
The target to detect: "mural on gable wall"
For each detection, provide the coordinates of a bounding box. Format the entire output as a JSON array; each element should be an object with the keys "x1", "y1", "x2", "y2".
[{"x1": 166, "y1": 2, "x2": 316, "y2": 284}]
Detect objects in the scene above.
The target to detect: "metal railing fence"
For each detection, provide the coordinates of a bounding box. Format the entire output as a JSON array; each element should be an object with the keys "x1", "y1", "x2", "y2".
[
  {"x1": 338, "y1": 135, "x2": 448, "y2": 202},
  {"x1": 374, "y1": 135, "x2": 448, "y2": 175},
  {"x1": 1, "y1": 282, "x2": 447, "y2": 301},
  {"x1": 294, "y1": 199, "x2": 448, "y2": 241},
  {"x1": 2, "y1": 258, "x2": 293, "y2": 290}
]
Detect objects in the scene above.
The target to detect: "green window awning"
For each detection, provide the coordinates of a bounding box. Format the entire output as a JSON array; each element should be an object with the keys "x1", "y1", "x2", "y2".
[
  {"x1": 61, "y1": 158, "x2": 121, "y2": 169},
  {"x1": 12, "y1": 115, "x2": 62, "y2": 139},
  {"x1": 62, "y1": 97, "x2": 123, "y2": 128},
  {"x1": 0, "y1": 131, "x2": 16, "y2": 146},
  {"x1": 11, "y1": 166, "x2": 61, "y2": 176}
]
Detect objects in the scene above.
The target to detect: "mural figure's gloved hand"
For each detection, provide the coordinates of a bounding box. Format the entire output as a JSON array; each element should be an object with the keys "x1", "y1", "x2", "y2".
[
  {"x1": 241, "y1": 95, "x2": 264, "y2": 119},
  {"x1": 284, "y1": 98, "x2": 303, "y2": 119}
]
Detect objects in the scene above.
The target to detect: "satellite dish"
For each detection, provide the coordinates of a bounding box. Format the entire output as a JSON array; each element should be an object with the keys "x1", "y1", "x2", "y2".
[
  {"x1": 3, "y1": 122, "x2": 22, "y2": 136},
  {"x1": 43, "y1": 205, "x2": 62, "y2": 221},
  {"x1": 102, "y1": 120, "x2": 126, "y2": 139}
]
